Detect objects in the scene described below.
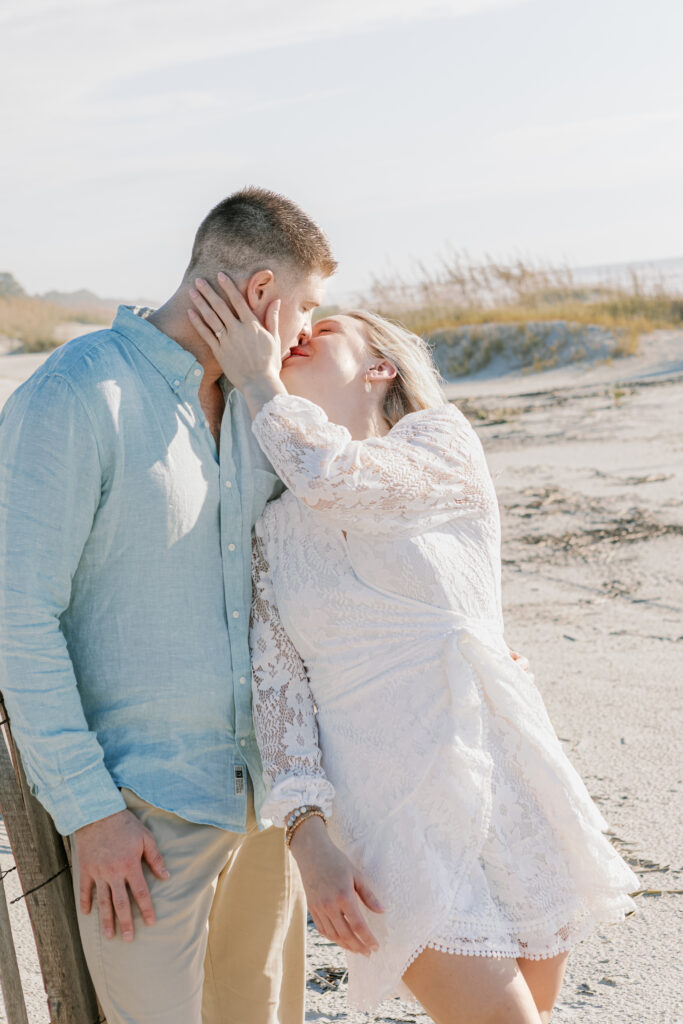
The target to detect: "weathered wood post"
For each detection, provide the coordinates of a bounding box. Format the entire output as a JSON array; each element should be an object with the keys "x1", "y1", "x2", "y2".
[
  {"x1": 0, "y1": 693, "x2": 105, "y2": 1024},
  {"x1": 0, "y1": 861, "x2": 29, "y2": 1024}
]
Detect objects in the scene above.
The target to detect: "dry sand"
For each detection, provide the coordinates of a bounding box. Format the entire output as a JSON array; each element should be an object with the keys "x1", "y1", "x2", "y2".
[{"x1": 1, "y1": 330, "x2": 681, "y2": 1023}]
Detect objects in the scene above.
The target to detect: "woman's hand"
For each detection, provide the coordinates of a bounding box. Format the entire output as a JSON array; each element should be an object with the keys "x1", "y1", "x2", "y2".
[
  {"x1": 508, "y1": 648, "x2": 530, "y2": 673},
  {"x1": 289, "y1": 815, "x2": 384, "y2": 957},
  {"x1": 187, "y1": 274, "x2": 286, "y2": 414}
]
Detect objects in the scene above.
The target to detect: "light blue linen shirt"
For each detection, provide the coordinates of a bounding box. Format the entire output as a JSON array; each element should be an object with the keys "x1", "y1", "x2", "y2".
[{"x1": 0, "y1": 306, "x2": 282, "y2": 836}]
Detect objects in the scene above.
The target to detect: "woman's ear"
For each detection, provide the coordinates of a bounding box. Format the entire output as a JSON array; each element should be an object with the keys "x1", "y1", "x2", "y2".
[{"x1": 367, "y1": 359, "x2": 398, "y2": 382}]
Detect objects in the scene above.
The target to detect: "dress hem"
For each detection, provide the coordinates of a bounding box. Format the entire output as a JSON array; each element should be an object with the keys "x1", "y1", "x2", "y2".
[{"x1": 346, "y1": 895, "x2": 636, "y2": 1013}]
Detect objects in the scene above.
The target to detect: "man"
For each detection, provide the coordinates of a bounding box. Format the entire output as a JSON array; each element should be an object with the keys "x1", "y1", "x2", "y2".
[{"x1": 0, "y1": 187, "x2": 335, "y2": 1024}]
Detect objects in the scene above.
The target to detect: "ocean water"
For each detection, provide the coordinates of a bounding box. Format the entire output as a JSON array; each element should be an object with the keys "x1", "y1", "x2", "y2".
[{"x1": 573, "y1": 255, "x2": 683, "y2": 293}]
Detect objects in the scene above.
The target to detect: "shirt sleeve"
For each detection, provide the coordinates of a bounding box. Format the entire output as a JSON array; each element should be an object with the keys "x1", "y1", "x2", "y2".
[
  {"x1": 0, "y1": 372, "x2": 126, "y2": 835},
  {"x1": 249, "y1": 529, "x2": 335, "y2": 827},
  {"x1": 251, "y1": 394, "x2": 492, "y2": 537}
]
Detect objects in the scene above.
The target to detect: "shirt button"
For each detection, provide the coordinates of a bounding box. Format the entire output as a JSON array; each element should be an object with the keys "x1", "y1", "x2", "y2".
[
  {"x1": 239, "y1": 676, "x2": 247, "y2": 685},
  {"x1": 193, "y1": 368, "x2": 201, "y2": 377},
  {"x1": 173, "y1": 379, "x2": 180, "y2": 388},
  {"x1": 228, "y1": 543, "x2": 236, "y2": 552},
  {"x1": 240, "y1": 739, "x2": 246, "y2": 747},
  {"x1": 232, "y1": 610, "x2": 240, "y2": 619},
  {"x1": 224, "y1": 480, "x2": 232, "y2": 488}
]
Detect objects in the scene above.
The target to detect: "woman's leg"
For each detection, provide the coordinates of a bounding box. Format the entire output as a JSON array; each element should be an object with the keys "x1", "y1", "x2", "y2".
[
  {"x1": 516, "y1": 953, "x2": 569, "y2": 1024},
  {"x1": 402, "y1": 947, "x2": 542, "y2": 1024}
]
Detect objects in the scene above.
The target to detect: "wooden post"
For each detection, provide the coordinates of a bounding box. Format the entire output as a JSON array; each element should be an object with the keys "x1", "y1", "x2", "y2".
[
  {"x1": 0, "y1": 694, "x2": 105, "y2": 1024},
  {"x1": 0, "y1": 862, "x2": 29, "y2": 1024}
]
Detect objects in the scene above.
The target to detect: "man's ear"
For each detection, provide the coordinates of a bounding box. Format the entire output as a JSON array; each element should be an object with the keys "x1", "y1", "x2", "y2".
[
  {"x1": 368, "y1": 359, "x2": 398, "y2": 382},
  {"x1": 245, "y1": 269, "x2": 275, "y2": 312}
]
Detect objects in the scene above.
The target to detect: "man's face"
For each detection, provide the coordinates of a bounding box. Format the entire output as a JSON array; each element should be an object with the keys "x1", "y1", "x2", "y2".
[{"x1": 271, "y1": 270, "x2": 328, "y2": 356}]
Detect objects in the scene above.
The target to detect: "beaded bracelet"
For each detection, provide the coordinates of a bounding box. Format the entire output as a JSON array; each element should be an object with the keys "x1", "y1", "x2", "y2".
[
  {"x1": 284, "y1": 806, "x2": 326, "y2": 847},
  {"x1": 284, "y1": 804, "x2": 325, "y2": 831}
]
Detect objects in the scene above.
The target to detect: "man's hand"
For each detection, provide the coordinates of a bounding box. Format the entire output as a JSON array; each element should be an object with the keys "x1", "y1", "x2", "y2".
[
  {"x1": 74, "y1": 808, "x2": 170, "y2": 942},
  {"x1": 289, "y1": 815, "x2": 384, "y2": 957}
]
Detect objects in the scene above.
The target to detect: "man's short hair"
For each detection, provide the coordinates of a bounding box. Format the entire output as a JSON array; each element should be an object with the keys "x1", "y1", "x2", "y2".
[{"x1": 185, "y1": 186, "x2": 337, "y2": 282}]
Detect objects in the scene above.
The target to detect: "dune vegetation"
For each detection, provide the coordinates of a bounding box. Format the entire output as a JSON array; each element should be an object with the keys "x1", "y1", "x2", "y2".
[
  {"x1": 0, "y1": 295, "x2": 115, "y2": 353},
  {"x1": 353, "y1": 256, "x2": 683, "y2": 378}
]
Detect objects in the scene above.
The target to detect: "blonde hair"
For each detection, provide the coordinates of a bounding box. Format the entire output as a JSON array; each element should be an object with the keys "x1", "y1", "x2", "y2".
[{"x1": 344, "y1": 309, "x2": 447, "y2": 427}]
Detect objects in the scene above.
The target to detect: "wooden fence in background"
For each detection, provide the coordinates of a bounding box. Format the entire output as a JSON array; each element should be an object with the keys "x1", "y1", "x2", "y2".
[{"x1": 0, "y1": 693, "x2": 105, "y2": 1024}]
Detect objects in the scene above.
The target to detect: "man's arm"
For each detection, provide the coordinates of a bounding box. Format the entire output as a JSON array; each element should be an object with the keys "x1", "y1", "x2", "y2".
[
  {"x1": 0, "y1": 372, "x2": 126, "y2": 830},
  {"x1": 0, "y1": 373, "x2": 168, "y2": 939}
]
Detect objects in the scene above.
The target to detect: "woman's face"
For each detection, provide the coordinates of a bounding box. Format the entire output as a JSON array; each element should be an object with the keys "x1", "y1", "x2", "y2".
[{"x1": 280, "y1": 314, "x2": 373, "y2": 405}]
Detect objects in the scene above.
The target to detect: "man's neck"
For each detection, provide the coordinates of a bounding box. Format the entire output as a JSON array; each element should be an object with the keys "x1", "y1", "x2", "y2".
[{"x1": 147, "y1": 287, "x2": 224, "y2": 388}]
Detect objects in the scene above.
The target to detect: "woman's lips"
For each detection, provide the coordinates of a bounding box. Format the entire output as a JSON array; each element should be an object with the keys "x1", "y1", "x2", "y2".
[{"x1": 283, "y1": 346, "x2": 309, "y2": 361}]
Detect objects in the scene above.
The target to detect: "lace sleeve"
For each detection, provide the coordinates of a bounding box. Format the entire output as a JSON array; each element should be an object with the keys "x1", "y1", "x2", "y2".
[
  {"x1": 250, "y1": 530, "x2": 335, "y2": 827},
  {"x1": 251, "y1": 394, "x2": 493, "y2": 536}
]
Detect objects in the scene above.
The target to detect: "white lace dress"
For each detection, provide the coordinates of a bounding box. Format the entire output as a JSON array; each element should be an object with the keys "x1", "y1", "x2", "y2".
[{"x1": 248, "y1": 394, "x2": 639, "y2": 1011}]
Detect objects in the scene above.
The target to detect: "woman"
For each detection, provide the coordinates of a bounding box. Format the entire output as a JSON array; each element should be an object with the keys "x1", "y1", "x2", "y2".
[{"x1": 188, "y1": 278, "x2": 638, "y2": 1024}]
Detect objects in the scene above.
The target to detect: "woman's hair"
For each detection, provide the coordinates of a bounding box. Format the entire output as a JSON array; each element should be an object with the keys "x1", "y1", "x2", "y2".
[{"x1": 344, "y1": 309, "x2": 447, "y2": 427}]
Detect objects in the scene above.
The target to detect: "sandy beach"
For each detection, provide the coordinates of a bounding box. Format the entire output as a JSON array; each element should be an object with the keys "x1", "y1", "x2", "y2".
[{"x1": 1, "y1": 330, "x2": 681, "y2": 1023}]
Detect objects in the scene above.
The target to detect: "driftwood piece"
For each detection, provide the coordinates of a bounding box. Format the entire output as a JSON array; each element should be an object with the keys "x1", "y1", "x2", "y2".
[
  {"x1": 0, "y1": 694, "x2": 104, "y2": 1024},
  {"x1": 0, "y1": 862, "x2": 29, "y2": 1024}
]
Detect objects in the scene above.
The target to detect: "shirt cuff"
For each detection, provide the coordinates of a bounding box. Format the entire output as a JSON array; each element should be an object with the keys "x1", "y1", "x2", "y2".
[{"x1": 32, "y1": 763, "x2": 127, "y2": 836}]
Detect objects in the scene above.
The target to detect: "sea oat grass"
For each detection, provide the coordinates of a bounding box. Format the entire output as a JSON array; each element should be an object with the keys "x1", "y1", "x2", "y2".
[
  {"x1": 0, "y1": 297, "x2": 110, "y2": 352},
  {"x1": 358, "y1": 257, "x2": 683, "y2": 340},
  {"x1": 356, "y1": 257, "x2": 683, "y2": 377}
]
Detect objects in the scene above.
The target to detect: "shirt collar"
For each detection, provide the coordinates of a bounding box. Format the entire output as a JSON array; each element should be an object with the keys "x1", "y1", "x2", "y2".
[{"x1": 112, "y1": 305, "x2": 199, "y2": 393}]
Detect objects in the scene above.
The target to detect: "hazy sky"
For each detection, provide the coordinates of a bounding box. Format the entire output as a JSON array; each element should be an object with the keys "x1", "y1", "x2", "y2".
[{"x1": 2, "y1": 0, "x2": 682, "y2": 305}]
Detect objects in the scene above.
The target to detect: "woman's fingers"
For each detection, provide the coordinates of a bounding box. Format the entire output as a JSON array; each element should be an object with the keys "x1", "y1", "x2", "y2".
[
  {"x1": 355, "y1": 878, "x2": 385, "y2": 915},
  {"x1": 187, "y1": 309, "x2": 223, "y2": 361},
  {"x1": 509, "y1": 649, "x2": 531, "y2": 672},
  {"x1": 193, "y1": 277, "x2": 241, "y2": 328},
  {"x1": 341, "y1": 899, "x2": 379, "y2": 953},
  {"x1": 309, "y1": 909, "x2": 327, "y2": 938},
  {"x1": 332, "y1": 907, "x2": 375, "y2": 955},
  {"x1": 265, "y1": 298, "x2": 281, "y2": 345},
  {"x1": 314, "y1": 909, "x2": 341, "y2": 945},
  {"x1": 189, "y1": 287, "x2": 228, "y2": 339},
  {"x1": 311, "y1": 902, "x2": 368, "y2": 954}
]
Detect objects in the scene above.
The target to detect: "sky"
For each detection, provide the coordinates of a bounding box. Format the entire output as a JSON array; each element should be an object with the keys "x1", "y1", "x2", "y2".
[{"x1": 2, "y1": 0, "x2": 683, "y2": 305}]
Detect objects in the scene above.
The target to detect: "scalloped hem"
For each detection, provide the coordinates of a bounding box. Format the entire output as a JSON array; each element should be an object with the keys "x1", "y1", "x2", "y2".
[
  {"x1": 345, "y1": 896, "x2": 636, "y2": 1012},
  {"x1": 401, "y1": 898, "x2": 634, "y2": 972}
]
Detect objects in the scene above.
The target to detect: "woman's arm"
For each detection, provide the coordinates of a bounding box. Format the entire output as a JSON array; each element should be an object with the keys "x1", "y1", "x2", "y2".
[
  {"x1": 250, "y1": 531, "x2": 384, "y2": 954},
  {"x1": 250, "y1": 531, "x2": 334, "y2": 825},
  {"x1": 252, "y1": 395, "x2": 493, "y2": 536}
]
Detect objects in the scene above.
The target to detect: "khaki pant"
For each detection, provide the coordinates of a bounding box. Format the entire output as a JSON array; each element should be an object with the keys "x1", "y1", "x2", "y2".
[{"x1": 70, "y1": 785, "x2": 306, "y2": 1024}]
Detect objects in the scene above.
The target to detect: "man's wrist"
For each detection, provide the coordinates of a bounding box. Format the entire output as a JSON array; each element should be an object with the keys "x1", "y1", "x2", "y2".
[{"x1": 74, "y1": 806, "x2": 129, "y2": 838}]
